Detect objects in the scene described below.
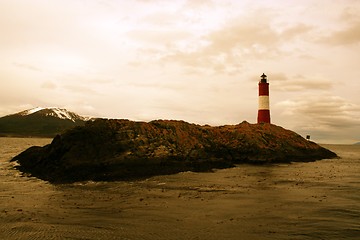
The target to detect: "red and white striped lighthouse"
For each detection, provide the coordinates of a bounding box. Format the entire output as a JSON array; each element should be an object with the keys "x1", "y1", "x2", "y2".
[{"x1": 257, "y1": 73, "x2": 271, "y2": 124}]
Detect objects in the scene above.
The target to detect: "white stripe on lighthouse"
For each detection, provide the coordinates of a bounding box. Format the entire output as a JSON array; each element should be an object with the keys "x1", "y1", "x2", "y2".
[{"x1": 258, "y1": 96, "x2": 269, "y2": 110}]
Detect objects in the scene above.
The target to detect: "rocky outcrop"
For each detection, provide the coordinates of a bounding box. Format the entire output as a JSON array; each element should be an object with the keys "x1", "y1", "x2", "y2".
[{"x1": 12, "y1": 119, "x2": 338, "y2": 183}]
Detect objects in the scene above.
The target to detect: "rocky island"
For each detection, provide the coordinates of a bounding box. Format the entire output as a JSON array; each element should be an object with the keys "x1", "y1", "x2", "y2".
[{"x1": 12, "y1": 119, "x2": 337, "y2": 183}]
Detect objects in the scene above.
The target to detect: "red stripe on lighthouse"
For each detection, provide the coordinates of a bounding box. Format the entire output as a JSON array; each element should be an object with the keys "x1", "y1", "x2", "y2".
[
  {"x1": 257, "y1": 73, "x2": 271, "y2": 124},
  {"x1": 258, "y1": 109, "x2": 270, "y2": 123},
  {"x1": 258, "y1": 83, "x2": 269, "y2": 96}
]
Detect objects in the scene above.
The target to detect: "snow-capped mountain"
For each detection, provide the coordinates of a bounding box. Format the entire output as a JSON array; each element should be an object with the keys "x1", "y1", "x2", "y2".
[
  {"x1": 17, "y1": 107, "x2": 87, "y2": 122},
  {"x1": 0, "y1": 107, "x2": 88, "y2": 137}
]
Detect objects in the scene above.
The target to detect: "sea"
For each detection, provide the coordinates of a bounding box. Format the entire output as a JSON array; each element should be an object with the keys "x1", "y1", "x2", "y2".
[{"x1": 0, "y1": 137, "x2": 359, "y2": 240}]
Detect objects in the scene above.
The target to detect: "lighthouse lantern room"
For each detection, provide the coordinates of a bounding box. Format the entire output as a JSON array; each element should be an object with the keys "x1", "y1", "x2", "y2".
[{"x1": 257, "y1": 73, "x2": 271, "y2": 124}]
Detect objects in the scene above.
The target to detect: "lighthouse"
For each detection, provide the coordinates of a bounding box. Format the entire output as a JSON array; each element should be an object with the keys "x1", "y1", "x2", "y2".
[{"x1": 257, "y1": 73, "x2": 271, "y2": 124}]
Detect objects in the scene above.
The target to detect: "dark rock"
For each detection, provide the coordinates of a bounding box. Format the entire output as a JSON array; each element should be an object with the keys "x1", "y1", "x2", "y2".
[{"x1": 11, "y1": 119, "x2": 338, "y2": 183}]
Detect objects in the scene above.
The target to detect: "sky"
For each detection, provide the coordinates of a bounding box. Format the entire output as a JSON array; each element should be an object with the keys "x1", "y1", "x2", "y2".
[{"x1": 0, "y1": 0, "x2": 360, "y2": 144}]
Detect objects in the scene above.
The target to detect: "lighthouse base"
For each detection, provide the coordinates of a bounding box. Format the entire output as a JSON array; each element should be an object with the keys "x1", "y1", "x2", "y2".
[{"x1": 257, "y1": 110, "x2": 270, "y2": 124}]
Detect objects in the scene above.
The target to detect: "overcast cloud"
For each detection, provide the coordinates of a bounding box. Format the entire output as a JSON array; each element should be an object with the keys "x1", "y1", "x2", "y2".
[{"x1": 0, "y1": 0, "x2": 359, "y2": 143}]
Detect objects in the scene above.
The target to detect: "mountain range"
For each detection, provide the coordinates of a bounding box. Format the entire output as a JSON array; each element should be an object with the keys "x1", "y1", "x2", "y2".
[{"x1": 0, "y1": 107, "x2": 87, "y2": 137}]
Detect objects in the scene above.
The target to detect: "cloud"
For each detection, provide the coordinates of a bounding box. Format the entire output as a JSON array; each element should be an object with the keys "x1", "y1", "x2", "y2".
[
  {"x1": 13, "y1": 62, "x2": 42, "y2": 72},
  {"x1": 183, "y1": 0, "x2": 214, "y2": 9},
  {"x1": 41, "y1": 81, "x2": 57, "y2": 90},
  {"x1": 129, "y1": 9, "x2": 314, "y2": 75},
  {"x1": 158, "y1": 19, "x2": 280, "y2": 74},
  {"x1": 280, "y1": 95, "x2": 360, "y2": 119},
  {"x1": 128, "y1": 29, "x2": 191, "y2": 46},
  {"x1": 271, "y1": 74, "x2": 333, "y2": 91},
  {"x1": 280, "y1": 24, "x2": 313, "y2": 39},
  {"x1": 277, "y1": 95, "x2": 360, "y2": 143},
  {"x1": 318, "y1": 6, "x2": 360, "y2": 46},
  {"x1": 320, "y1": 21, "x2": 360, "y2": 45},
  {"x1": 1, "y1": 0, "x2": 359, "y2": 143},
  {"x1": 141, "y1": 12, "x2": 182, "y2": 27},
  {"x1": 62, "y1": 84, "x2": 99, "y2": 95}
]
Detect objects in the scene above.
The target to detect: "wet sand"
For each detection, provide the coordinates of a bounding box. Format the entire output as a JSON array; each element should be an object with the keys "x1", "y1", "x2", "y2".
[{"x1": 1, "y1": 138, "x2": 359, "y2": 239}]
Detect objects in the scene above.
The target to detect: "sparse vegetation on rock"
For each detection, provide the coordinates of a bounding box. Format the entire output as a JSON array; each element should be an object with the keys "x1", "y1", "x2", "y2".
[{"x1": 12, "y1": 119, "x2": 338, "y2": 183}]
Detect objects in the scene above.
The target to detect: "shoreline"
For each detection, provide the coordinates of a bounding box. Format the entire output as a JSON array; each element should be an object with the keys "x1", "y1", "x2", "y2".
[{"x1": 11, "y1": 118, "x2": 338, "y2": 183}]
